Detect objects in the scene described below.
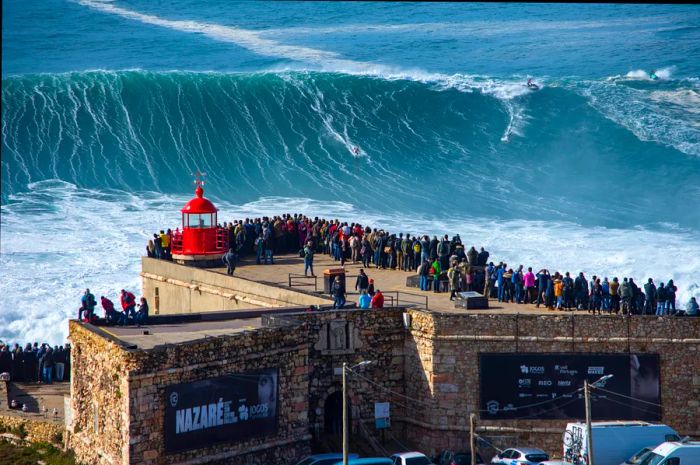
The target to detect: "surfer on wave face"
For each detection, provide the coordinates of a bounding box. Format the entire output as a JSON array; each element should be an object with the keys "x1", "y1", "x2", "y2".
[
  {"x1": 527, "y1": 78, "x2": 539, "y2": 90},
  {"x1": 649, "y1": 69, "x2": 658, "y2": 80},
  {"x1": 352, "y1": 146, "x2": 360, "y2": 155}
]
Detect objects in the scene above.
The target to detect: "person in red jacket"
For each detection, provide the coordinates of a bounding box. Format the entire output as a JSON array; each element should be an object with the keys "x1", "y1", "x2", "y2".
[
  {"x1": 101, "y1": 296, "x2": 122, "y2": 325},
  {"x1": 120, "y1": 289, "x2": 137, "y2": 325},
  {"x1": 370, "y1": 289, "x2": 384, "y2": 309}
]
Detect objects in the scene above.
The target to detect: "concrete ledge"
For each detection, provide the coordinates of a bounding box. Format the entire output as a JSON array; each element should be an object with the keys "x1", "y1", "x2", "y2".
[{"x1": 142, "y1": 257, "x2": 330, "y2": 314}]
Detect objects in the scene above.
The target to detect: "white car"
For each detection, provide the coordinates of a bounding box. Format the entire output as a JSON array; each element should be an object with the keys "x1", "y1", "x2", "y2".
[
  {"x1": 620, "y1": 446, "x2": 655, "y2": 465},
  {"x1": 390, "y1": 452, "x2": 434, "y2": 465},
  {"x1": 491, "y1": 448, "x2": 549, "y2": 465}
]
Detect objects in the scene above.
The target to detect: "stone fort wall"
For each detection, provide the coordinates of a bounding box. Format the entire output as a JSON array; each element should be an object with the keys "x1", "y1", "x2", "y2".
[
  {"x1": 404, "y1": 310, "x2": 700, "y2": 456},
  {"x1": 67, "y1": 309, "x2": 699, "y2": 463},
  {"x1": 68, "y1": 320, "x2": 312, "y2": 465}
]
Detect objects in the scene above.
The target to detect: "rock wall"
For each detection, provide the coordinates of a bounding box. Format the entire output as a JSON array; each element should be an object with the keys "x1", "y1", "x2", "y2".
[
  {"x1": 405, "y1": 310, "x2": 700, "y2": 457},
  {"x1": 68, "y1": 319, "x2": 312, "y2": 465},
  {"x1": 292, "y1": 308, "x2": 407, "y2": 447},
  {"x1": 0, "y1": 414, "x2": 64, "y2": 444},
  {"x1": 68, "y1": 321, "x2": 139, "y2": 465}
]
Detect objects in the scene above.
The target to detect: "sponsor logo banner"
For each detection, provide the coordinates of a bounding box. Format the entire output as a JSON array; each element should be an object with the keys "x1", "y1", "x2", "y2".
[{"x1": 480, "y1": 353, "x2": 660, "y2": 420}]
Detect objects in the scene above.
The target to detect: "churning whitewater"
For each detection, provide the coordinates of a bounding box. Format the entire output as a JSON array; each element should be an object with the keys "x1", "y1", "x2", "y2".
[{"x1": 2, "y1": 1, "x2": 700, "y2": 344}]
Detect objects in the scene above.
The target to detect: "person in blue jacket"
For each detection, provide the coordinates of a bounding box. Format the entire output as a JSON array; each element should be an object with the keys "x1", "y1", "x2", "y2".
[{"x1": 358, "y1": 290, "x2": 371, "y2": 309}]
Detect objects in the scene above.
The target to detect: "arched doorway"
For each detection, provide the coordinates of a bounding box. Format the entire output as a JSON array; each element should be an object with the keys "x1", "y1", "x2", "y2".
[{"x1": 324, "y1": 391, "x2": 343, "y2": 435}]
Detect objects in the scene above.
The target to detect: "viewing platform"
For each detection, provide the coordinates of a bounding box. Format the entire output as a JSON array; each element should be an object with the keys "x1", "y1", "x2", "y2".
[{"x1": 209, "y1": 252, "x2": 593, "y2": 316}]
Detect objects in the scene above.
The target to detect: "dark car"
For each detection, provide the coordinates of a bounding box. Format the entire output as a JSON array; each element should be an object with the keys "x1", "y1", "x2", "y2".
[{"x1": 434, "y1": 449, "x2": 485, "y2": 465}]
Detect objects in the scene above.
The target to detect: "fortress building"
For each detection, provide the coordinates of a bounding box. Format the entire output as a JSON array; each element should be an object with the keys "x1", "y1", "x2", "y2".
[{"x1": 58, "y1": 187, "x2": 700, "y2": 465}]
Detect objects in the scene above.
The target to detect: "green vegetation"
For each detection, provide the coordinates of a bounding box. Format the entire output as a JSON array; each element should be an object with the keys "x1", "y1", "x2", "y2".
[{"x1": 0, "y1": 440, "x2": 77, "y2": 465}]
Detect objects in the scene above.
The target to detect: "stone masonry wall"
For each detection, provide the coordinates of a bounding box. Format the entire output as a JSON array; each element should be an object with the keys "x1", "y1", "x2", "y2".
[
  {"x1": 125, "y1": 323, "x2": 311, "y2": 465},
  {"x1": 405, "y1": 310, "x2": 700, "y2": 458},
  {"x1": 292, "y1": 308, "x2": 407, "y2": 447},
  {"x1": 0, "y1": 414, "x2": 64, "y2": 444},
  {"x1": 68, "y1": 321, "x2": 140, "y2": 465}
]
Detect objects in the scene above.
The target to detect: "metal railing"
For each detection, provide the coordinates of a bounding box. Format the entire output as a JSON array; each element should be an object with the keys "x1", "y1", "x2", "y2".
[
  {"x1": 288, "y1": 273, "x2": 319, "y2": 292},
  {"x1": 383, "y1": 290, "x2": 429, "y2": 310},
  {"x1": 215, "y1": 227, "x2": 229, "y2": 250},
  {"x1": 171, "y1": 231, "x2": 183, "y2": 254}
]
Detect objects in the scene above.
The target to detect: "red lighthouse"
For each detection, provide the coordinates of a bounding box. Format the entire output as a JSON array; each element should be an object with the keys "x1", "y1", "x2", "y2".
[{"x1": 171, "y1": 172, "x2": 229, "y2": 267}]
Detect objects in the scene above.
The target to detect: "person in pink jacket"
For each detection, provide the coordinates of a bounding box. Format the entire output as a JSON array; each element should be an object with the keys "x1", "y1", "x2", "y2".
[{"x1": 523, "y1": 267, "x2": 536, "y2": 304}]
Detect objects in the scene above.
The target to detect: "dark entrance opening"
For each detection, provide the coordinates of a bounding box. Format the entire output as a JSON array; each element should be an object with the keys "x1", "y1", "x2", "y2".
[{"x1": 324, "y1": 391, "x2": 343, "y2": 435}]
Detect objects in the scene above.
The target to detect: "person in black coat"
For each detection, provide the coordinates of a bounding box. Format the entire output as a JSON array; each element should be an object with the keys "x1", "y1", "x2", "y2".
[
  {"x1": 355, "y1": 269, "x2": 369, "y2": 293},
  {"x1": 40, "y1": 348, "x2": 55, "y2": 384},
  {"x1": 477, "y1": 247, "x2": 490, "y2": 266},
  {"x1": 0, "y1": 345, "x2": 12, "y2": 376}
]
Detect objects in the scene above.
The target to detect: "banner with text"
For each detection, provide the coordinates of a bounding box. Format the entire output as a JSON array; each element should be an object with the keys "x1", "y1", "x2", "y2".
[
  {"x1": 164, "y1": 369, "x2": 278, "y2": 453},
  {"x1": 479, "y1": 353, "x2": 660, "y2": 420}
]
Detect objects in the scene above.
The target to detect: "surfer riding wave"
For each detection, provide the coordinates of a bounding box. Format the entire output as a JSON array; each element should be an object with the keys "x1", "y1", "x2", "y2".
[{"x1": 527, "y1": 78, "x2": 539, "y2": 90}]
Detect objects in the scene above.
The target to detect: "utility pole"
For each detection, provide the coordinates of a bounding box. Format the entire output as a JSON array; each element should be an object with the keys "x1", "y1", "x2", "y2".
[
  {"x1": 470, "y1": 413, "x2": 477, "y2": 465},
  {"x1": 584, "y1": 380, "x2": 595, "y2": 465},
  {"x1": 343, "y1": 362, "x2": 348, "y2": 465}
]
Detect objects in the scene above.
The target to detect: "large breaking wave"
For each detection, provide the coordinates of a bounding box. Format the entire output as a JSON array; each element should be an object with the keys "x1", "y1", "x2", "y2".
[
  {"x1": 2, "y1": 69, "x2": 700, "y2": 345},
  {"x1": 3, "y1": 70, "x2": 700, "y2": 229}
]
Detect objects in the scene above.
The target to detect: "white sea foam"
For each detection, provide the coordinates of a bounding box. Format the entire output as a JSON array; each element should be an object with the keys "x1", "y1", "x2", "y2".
[
  {"x1": 580, "y1": 77, "x2": 700, "y2": 156},
  {"x1": 1, "y1": 184, "x2": 699, "y2": 346},
  {"x1": 621, "y1": 66, "x2": 674, "y2": 81},
  {"x1": 259, "y1": 16, "x2": 679, "y2": 39}
]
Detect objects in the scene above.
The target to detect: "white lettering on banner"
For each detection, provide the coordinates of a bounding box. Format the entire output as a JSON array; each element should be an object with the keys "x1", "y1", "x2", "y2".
[
  {"x1": 538, "y1": 380, "x2": 552, "y2": 386},
  {"x1": 558, "y1": 380, "x2": 572, "y2": 387},
  {"x1": 192, "y1": 406, "x2": 201, "y2": 430},
  {"x1": 174, "y1": 398, "x2": 270, "y2": 434},
  {"x1": 588, "y1": 366, "x2": 605, "y2": 375},
  {"x1": 176, "y1": 409, "x2": 186, "y2": 434}
]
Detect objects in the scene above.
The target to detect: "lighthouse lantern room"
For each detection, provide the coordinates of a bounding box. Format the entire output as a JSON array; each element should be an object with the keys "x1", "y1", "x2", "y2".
[{"x1": 171, "y1": 172, "x2": 229, "y2": 267}]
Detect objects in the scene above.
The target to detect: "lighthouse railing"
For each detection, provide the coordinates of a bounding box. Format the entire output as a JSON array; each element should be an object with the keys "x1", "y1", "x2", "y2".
[
  {"x1": 215, "y1": 227, "x2": 229, "y2": 251},
  {"x1": 171, "y1": 230, "x2": 183, "y2": 254}
]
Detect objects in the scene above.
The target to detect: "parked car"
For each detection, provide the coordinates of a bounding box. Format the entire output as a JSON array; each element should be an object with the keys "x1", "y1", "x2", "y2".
[
  {"x1": 620, "y1": 446, "x2": 655, "y2": 465},
  {"x1": 434, "y1": 449, "x2": 485, "y2": 465},
  {"x1": 638, "y1": 440, "x2": 700, "y2": 464},
  {"x1": 491, "y1": 448, "x2": 549, "y2": 465},
  {"x1": 296, "y1": 453, "x2": 359, "y2": 465},
  {"x1": 537, "y1": 461, "x2": 571, "y2": 465},
  {"x1": 332, "y1": 459, "x2": 394, "y2": 465},
  {"x1": 390, "y1": 452, "x2": 434, "y2": 465}
]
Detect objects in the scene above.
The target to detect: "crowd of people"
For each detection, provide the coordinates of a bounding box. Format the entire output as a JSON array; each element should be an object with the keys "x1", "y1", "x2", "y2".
[
  {"x1": 0, "y1": 341, "x2": 70, "y2": 384},
  {"x1": 147, "y1": 213, "x2": 697, "y2": 316},
  {"x1": 146, "y1": 229, "x2": 173, "y2": 260},
  {"x1": 481, "y1": 265, "x2": 697, "y2": 316},
  {"x1": 78, "y1": 288, "x2": 150, "y2": 326}
]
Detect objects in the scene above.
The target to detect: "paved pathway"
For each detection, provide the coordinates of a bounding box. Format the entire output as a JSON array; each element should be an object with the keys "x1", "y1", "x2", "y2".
[{"x1": 220, "y1": 253, "x2": 591, "y2": 315}]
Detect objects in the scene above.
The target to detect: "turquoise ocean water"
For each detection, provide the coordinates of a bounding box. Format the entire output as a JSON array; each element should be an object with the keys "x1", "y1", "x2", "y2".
[{"x1": 2, "y1": 1, "x2": 700, "y2": 344}]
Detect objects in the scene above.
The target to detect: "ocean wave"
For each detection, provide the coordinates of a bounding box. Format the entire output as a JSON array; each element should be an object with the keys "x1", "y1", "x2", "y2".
[
  {"x1": 1, "y1": 185, "x2": 699, "y2": 345},
  {"x1": 3, "y1": 69, "x2": 700, "y2": 230}
]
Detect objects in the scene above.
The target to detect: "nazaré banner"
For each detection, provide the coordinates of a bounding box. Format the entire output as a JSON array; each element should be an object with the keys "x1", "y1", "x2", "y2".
[
  {"x1": 164, "y1": 369, "x2": 278, "y2": 453},
  {"x1": 479, "y1": 353, "x2": 660, "y2": 421}
]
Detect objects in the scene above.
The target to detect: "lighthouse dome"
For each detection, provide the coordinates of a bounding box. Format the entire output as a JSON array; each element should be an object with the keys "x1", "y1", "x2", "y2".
[{"x1": 181, "y1": 185, "x2": 218, "y2": 214}]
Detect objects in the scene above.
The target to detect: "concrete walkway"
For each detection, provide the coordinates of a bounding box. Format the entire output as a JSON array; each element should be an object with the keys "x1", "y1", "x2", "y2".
[
  {"x1": 4, "y1": 382, "x2": 68, "y2": 423},
  {"x1": 215, "y1": 252, "x2": 592, "y2": 316}
]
